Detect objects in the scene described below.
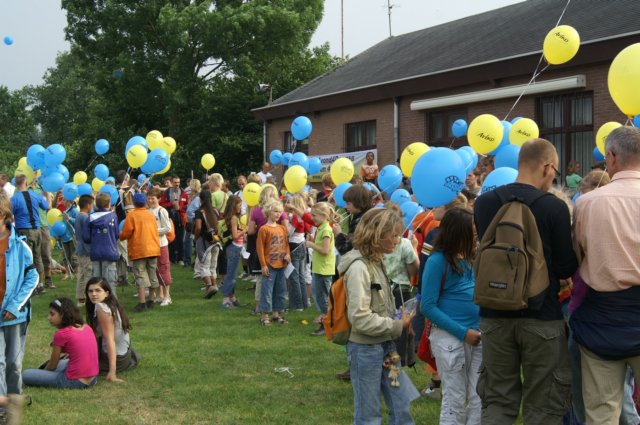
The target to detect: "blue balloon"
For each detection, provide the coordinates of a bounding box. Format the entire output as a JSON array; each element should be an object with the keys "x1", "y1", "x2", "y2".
[
  {"x1": 282, "y1": 152, "x2": 292, "y2": 166},
  {"x1": 378, "y1": 165, "x2": 403, "y2": 193},
  {"x1": 307, "y1": 157, "x2": 322, "y2": 175},
  {"x1": 401, "y1": 201, "x2": 423, "y2": 230},
  {"x1": 141, "y1": 148, "x2": 169, "y2": 174},
  {"x1": 455, "y1": 148, "x2": 474, "y2": 175},
  {"x1": 333, "y1": 182, "x2": 352, "y2": 208},
  {"x1": 58, "y1": 164, "x2": 69, "y2": 183},
  {"x1": 106, "y1": 176, "x2": 115, "y2": 183},
  {"x1": 62, "y1": 183, "x2": 78, "y2": 201},
  {"x1": 26, "y1": 144, "x2": 46, "y2": 170},
  {"x1": 510, "y1": 116, "x2": 522, "y2": 124},
  {"x1": 634, "y1": 115, "x2": 640, "y2": 128},
  {"x1": 593, "y1": 146, "x2": 605, "y2": 162},
  {"x1": 99, "y1": 184, "x2": 119, "y2": 206},
  {"x1": 480, "y1": 167, "x2": 518, "y2": 195},
  {"x1": 269, "y1": 150, "x2": 282, "y2": 165},
  {"x1": 412, "y1": 148, "x2": 466, "y2": 208},
  {"x1": 458, "y1": 146, "x2": 478, "y2": 171},
  {"x1": 77, "y1": 183, "x2": 93, "y2": 196},
  {"x1": 3, "y1": 36, "x2": 13, "y2": 46},
  {"x1": 119, "y1": 220, "x2": 125, "y2": 233},
  {"x1": 289, "y1": 152, "x2": 309, "y2": 170},
  {"x1": 489, "y1": 121, "x2": 512, "y2": 155},
  {"x1": 42, "y1": 172, "x2": 65, "y2": 193},
  {"x1": 40, "y1": 165, "x2": 57, "y2": 177},
  {"x1": 95, "y1": 139, "x2": 110, "y2": 156},
  {"x1": 50, "y1": 221, "x2": 67, "y2": 238},
  {"x1": 390, "y1": 189, "x2": 411, "y2": 205},
  {"x1": 363, "y1": 182, "x2": 380, "y2": 194},
  {"x1": 494, "y1": 144, "x2": 520, "y2": 170},
  {"x1": 44, "y1": 144, "x2": 66, "y2": 167},
  {"x1": 125, "y1": 135, "x2": 148, "y2": 155},
  {"x1": 291, "y1": 116, "x2": 313, "y2": 141},
  {"x1": 137, "y1": 174, "x2": 147, "y2": 184},
  {"x1": 451, "y1": 119, "x2": 468, "y2": 138},
  {"x1": 94, "y1": 164, "x2": 109, "y2": 181}
]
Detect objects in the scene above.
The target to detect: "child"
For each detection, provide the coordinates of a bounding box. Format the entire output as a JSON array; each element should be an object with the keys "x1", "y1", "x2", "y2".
[
  {"x1": 75, "y1": 195, "x2": 94, "y2": 306},
  {"x1": 147, "y1": 188, "x2": 173, "y2": 306},
  {"x1": 339, "y1": 208, "x2": 419, "y2": 423},
  {"x1": 193, "y1": 191, "x2": 222, "y2": 298},
  {"x1": 119, "y1": 193, "x2": 161, "y2": 312},
  {"x1": 83, "y1": 193, "x2": 119, "y2": 295},
  {"x1": 220, "y1": 195, "x2": 245, "y2": 308},
  {"x1": 284, "y1": 194, "x2": 314, "y2": 311},
  {"x1": 22, "y1": 298, "x2": 98, "y2": 389},
  {"x1": 256, "y1": 200, "x2": 290, "y2": 326},
  {"x1": 359, "y1": 151, "x2": 379, "y2": 185},
  {"x1": 85, "y1": 277, "x2": 138, "y2": 382},
  {"x1": 306, "y1": 202, "x2": 339, "y2": 336},
  {"x1": 421, "y1": 208, "x2": 481, "y2": 425},
  {"x1": 60, "y1": 200, "x2": 79, "y2": 281}
]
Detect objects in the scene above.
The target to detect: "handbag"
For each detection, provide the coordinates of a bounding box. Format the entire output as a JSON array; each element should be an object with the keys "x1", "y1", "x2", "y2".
[{"x1": 417, "y1": 261, "x2": 449, "y2": 369}]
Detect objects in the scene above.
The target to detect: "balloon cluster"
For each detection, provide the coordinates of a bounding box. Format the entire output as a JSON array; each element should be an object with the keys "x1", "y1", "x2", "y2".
[{"x1": 124, "y1": 131, "x2": 173, "y2": 176}]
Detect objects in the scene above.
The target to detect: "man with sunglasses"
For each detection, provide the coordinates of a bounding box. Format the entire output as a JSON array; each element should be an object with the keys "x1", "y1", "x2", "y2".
[{"x1": 473, "y1": 138, "x2": 578, "y2": 424}]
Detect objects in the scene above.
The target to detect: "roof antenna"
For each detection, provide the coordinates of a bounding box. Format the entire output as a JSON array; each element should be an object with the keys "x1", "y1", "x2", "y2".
[{"x1": 385, "y1": 0, "x2": 399, "y2": 37}]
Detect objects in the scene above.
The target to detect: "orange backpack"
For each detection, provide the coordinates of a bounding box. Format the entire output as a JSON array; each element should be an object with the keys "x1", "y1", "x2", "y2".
[{"x1": 324, "y1": 258, "x2": 373, "y2": 345}]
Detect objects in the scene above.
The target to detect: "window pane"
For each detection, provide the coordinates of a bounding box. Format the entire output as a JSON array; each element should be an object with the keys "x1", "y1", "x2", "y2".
[
  {"x1": 571, "y1": 131, "x2": 594, "y2": 172},
  {"x1": 346, "y1": 121, "x2": 376, "y2": 152},
  {"x1": 428, "y1": 109, "x2": 467, "y2": 146}
]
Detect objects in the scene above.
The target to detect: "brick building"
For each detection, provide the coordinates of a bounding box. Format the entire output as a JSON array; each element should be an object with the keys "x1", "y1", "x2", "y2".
[{"x1": 252, "y1": 0, "x2": 640, "y2": 179}]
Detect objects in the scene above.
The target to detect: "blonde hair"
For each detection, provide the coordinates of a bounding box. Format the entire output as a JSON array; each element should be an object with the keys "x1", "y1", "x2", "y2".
[
  {"x1": 353, "y1": 208, "x2": 403, "y2": 262},
  {"x1": 262, "y1": 199, "x2": 283, "y2": 217},
  {"x1": 247, "y1": 172, "x2": 261, "y2": 184},
  {"x1": 549, "y1": 186, "x2": 573, "y2": 218},
  {"x1": 311, "y1": 202, "x2": 340, "y2": 225},
  {"x1": 208, "y1": 173, "x2": 224, "y2": 190},
  {"x1": 190, "y1": 179, "x2": 201, "y2": 194},
  {"x1": 258, "y1": 185, "x2": 279, "y2": 207},
  {"x1": 579, "y1": 169, "x2": 610, "y2": 193},
  {"x1": 0, "y1": 196, "x2": 13, "y2": 228},
  {"x1": 289, "y1": 193, "x2": 307, "y2": 212}
]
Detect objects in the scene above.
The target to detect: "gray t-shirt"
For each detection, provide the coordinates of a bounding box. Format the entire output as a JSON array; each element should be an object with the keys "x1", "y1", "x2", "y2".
[
  {"x1": 75, "y1": 212, "x2": 91, "y2": 256},
  {"x1": 95, "y1": 302, "x2": 130, "y2": 356}
]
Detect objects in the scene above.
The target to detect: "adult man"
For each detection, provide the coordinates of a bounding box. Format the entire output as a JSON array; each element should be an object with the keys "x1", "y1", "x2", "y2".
[
  {"x1": 234, "y1": 175, "x2": 247, "y2": 215},
  {"x1": 114, "y1": 170, "x2": 135, "y2": 286},
  {"x1": 10, "y1": 175, "x2": 50, "y2": 293},
  {"x1": 0, "y1": 175, "x2": 14, "y2": 199},
  {"x1": 160, "y1": 175, "x2": 187, "y2": 265},
  {"x1": 474, "y1": 139, "x2": 577, "y2": 424},
  {"x1": 30, "y1": 184, "x2": 54, "y2": 289},
  {"x1": 571, "y1": 126, "x2": 640, "y2": 425},
  {"x1": 257, "y1": 162, "x2": 272, "y2": 185}
]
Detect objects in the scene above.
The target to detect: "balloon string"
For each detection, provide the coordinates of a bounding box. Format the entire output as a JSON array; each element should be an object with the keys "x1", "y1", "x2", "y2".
[
  {"x1": 555, "y1": 0, "x2": 572, "y2": 27},
  {"x1": 84, "y1": 155, "x2": 99, "y2": 173},
  {"x1": 502, "y1": 64, "x2": 549, "y2": 122}
]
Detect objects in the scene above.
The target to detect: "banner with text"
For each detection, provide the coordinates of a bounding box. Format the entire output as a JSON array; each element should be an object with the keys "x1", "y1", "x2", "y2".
[{"x1": 308, "y1": 149, "x2": 378, "y2": 183}]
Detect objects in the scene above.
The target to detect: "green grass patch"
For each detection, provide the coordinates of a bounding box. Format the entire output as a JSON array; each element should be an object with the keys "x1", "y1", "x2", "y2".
[{"x1": 22, "y1": 263, "x2": 442, "y2": 424}]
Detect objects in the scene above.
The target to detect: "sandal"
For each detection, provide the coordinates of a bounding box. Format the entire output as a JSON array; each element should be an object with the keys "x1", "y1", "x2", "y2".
[
  {"x1": 204, "y1": 286, "x2": 218, "y2": 299},
  {"x1": 260, "y1": 317, "x2": 272, "y2": 326},
  {"x1": 272, "y1": 316, "x2": 289, "y2": 324}
]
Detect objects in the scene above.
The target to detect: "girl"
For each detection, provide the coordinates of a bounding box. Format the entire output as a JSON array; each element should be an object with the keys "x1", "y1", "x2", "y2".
[
  {"x1": 284, "y1": 193, "x2": 313, "y2": 311},
  {"x1": 334, "y1": 184, "x2": 372, "y2": 255},
  {"x1": 565, "y1": 160, "x2": 582, "y2": 192},
  {"x1": 256, "y1": 200, "x2": 291, "y2": 326},
  {"x1": 220, "y1": 195, "x2": 245, "y2": 308},
  {"x1": 339, "y1": 208, "x2": 419, "y2": 424},
  {"x1": 306, "y1": 202, "x2": 339, "y2": 336},
  {"x1": 22, "y1": 298, "x2": 98, "y2": 389},
  {"x1": 147, "y1": 188, "x2": 173, "y2": 306},
  {"x1": 85, "y1": 277, "x2": 138, "y2": 382},
  {"x1": 421, "y1": 207, "x2": 481, "y2": 425},
  {"x1": 193, "y1": 191, "x2": 222, "y2": 298}
]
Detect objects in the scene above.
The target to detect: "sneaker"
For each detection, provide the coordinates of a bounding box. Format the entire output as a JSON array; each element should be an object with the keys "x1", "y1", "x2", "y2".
[
  {"x1": 145, "y1": 300, "x2": 155, "y2": 309},
  {"x1": 222, "y1": 301, "x2": 234, "y2": 308},
  {"x1": 178, "y1": 261, "x2": 184, "y2": 266},
  {"x1": 160, "y1": 298, "x2": 172, "y2": 307},
  {"x1": 421, "y1": 386, "x2": 442, "y2": 400},
  {"x1": 232, "y1": 299, "x2": 241, "y2": 307},
  {"x1": 34, "y1": 286, "x2": 46, "y2": 295},
  {"x1": 193, "y1": 274, "x2": 201, "y2": 280},
  {"x1": 336, "y1": 369, "x2": 351, "y2": 382},
  {"x1": 204, "y1": 286, "x2": 218, "y2": 299},
  {"x1": 153, "y1": 297, "x2": 162, "y2": 304},
  {"x1": 311, "y1": 325, "x2": 325, "y2": 336},
  {"x1": 240, "y1": 272, "x2": 250, "y2": 279},
  {"x1": 134, "y1": 303, "x2": 148, "y2": 313},
  {"x1": 7, "y1": 393, "x2": 25, "y2": 425},
  {"x1": 44, "y1": 278, "x2": 56, "y2": 289}
]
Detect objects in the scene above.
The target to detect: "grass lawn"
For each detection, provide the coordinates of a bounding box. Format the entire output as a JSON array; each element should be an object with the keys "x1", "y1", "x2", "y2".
[{"x1": 21, "y1": 262, "x2": 443, "y2": 424}]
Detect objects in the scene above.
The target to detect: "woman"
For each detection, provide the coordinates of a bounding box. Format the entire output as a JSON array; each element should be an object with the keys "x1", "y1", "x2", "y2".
[{"x1": 193, "y1": 191, "x2": 222, "y2": 298}]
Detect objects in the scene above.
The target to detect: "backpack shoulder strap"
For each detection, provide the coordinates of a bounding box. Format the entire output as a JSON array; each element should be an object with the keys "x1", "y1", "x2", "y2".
[
  {"x1": 21, "y1": 192, "x2": 37, "y2": 229},
  {"x1": 437, "y1": 261, "x2": 449, "y2": 303}
]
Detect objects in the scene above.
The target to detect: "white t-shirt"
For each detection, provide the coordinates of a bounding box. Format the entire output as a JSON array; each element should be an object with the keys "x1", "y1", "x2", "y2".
[
  {"x1": 2, "y1": 182, "x2": 15, "y2": 198},
  {"x1": 95, "y1": 303, "x2": 130, "y2": 356},
  {"x1": 151, "y1": 206, "x2": 171, "y2": 247},
  {"x1": 257, "y1": 171, "x2": 272, "y2": 184}
]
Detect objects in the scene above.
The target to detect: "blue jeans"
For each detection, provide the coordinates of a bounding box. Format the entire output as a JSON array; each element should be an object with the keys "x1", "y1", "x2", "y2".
[
  {"x1": 221, "y1": 244, "x2": 242, "y2": 297},
  {"x1": 0, "y1": 323, "x2": 28, "y2": 397},
  {"x1": 347, "y1": 341, "x2": 419, "y2": 425},
  {"x1": 312, "y1": 273, "x2": 332, "y2": 314},
  {"x1": 259, "y1": 266, "x2": 286, "y2": 313},
  {"x1": 287, "y1": 243, "x2": 308, "y2": 310},
  {"x1": 22, "y1": 359, "x2": 97, "y2": 389}
]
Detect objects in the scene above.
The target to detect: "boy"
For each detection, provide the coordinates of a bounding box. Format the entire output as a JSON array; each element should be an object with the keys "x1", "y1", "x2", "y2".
[
  {"x1": 74, "y1": 195, "x2": 94, "y2": 306},
  {"x1": 83, "y1": 193, "x2": 119, "y2": 295},
  {"x1": 119, "y1": 193, "x2": 160, "y2": 312}
]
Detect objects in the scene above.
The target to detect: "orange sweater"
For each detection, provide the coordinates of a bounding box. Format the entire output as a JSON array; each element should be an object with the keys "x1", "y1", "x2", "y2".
[
  {"x1": 256, "y1": 224, "x2": 290, "y2": 269},
  {"x1": 119, "y1": 207, "x2": 160, "y2": 260}
]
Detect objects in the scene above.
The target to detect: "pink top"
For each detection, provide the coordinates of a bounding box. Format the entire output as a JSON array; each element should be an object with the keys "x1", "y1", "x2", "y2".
[
  {"x1": 250, "y1": 207, "x2": 287, "y2": 230},
  {"x1": 52, "y1": 325, "x2": 99, "y2": 380}
]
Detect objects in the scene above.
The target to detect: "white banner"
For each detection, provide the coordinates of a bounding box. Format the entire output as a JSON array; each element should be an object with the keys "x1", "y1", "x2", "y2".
[{"x1": 309, "y1": 148, "x2": 378, "y2": 183}]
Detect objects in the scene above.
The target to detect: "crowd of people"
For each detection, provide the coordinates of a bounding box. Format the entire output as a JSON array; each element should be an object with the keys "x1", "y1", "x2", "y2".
[{"x1": 0, "y1": 126, "x2": 637, "y2": 425}]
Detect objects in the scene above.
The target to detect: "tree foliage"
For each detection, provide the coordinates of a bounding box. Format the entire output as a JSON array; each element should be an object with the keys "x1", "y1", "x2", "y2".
[{"x1": 0, "y1": 87, "x2": 38, "y2": 174}]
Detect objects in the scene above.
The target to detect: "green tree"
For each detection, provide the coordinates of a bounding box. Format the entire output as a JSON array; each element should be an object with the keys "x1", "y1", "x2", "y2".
[{"x1": 0, "y1": 87, "x2": 38, "y2": 174}]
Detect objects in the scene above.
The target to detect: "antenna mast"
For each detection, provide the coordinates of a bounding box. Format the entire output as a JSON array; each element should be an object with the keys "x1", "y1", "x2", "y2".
[{"x1": 387, "y1": 0, "x2": 393, "y2": 37}]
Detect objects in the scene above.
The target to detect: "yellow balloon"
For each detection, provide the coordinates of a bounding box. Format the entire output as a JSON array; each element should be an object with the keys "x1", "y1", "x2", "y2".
[
  {"x1": 400, "y1": 142, "x2": 430, "y2": 177},
  {"x1": 201, "y1": 154, "x2": 215, "y2": 170},
  {"x1": 92, "y1": 177, "x2": 105, "y2": 192},
  {"x1": 468, "y1": 114, "x2": 503, "y2": 154},
  {"x1": 156, "y1": 160, "x2": 171, "y2": 175},
  {"x1": 596, "y1": 121, "x2": 622, "y2": 155},
  {"x1": 543, "y1": 25, "x2": 580, "y2": 65},
  {"x1": 18, "y1": 157, "x2": 27, "y2": 167},
  {"x1": 160, "y1": 137, "x2": 176, "y2": 155},
  {"x1": 15, "y1": 164, "x2": 35, "y2": 184},
  {"x1": 330, "y1": 157, "x2": 354, "y2": 185},
  {"x1": 73, "y1": 171, "x2": 88, "y2": 185},
  {"x1": 284, "y1": 165, "x2": 307, "y2": 193},
  {"x1": 509, "y1": 118, "x2": 540, "y2": 147},
  {"x1": 146, "y1": 130, "x2": 164, "y2": 151},
  {"x1": 126, "y1": 144, "x2": 148, "y2": 169},
  {"x1": 243, "y1": 182, "x2": 261, "y2": 207},
  {"x1": 239, "y1": 215, "x2": 247, "y2": 229},
  {"x1": 46, "y1": 208, "x2": 64, "y2": 227},
  {"x1": 50, "y1": 237, "x2": 56, "y2": 250},
  {"x1": 608, "y1": 43, "x2": 640, "y2": 117}
]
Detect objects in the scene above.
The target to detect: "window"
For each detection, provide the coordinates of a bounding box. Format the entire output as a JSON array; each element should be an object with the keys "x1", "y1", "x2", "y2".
[
  {"x1": 345, "y1": 120, "x2": 376, "y2": 152},
  {"x1": 283, "y1": 131, "x2": 309, "y2": 155},
  {"x1": 537, "y1": 92, "x2": 593, "y2": 176},
  {"x1": 428, "y1": 109, "x2": 467, "y2": 147}
]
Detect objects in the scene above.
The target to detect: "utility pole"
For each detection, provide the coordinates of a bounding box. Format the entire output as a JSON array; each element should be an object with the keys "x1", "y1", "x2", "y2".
[{"x1": 341, "y1": 0, "x2": 344, "y2": 60}]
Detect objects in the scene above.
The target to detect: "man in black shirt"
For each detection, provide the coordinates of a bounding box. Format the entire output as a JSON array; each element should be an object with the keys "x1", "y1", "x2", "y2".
[{"x1": 473, "y1": 139, "x2": 577, "y2": 424}]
